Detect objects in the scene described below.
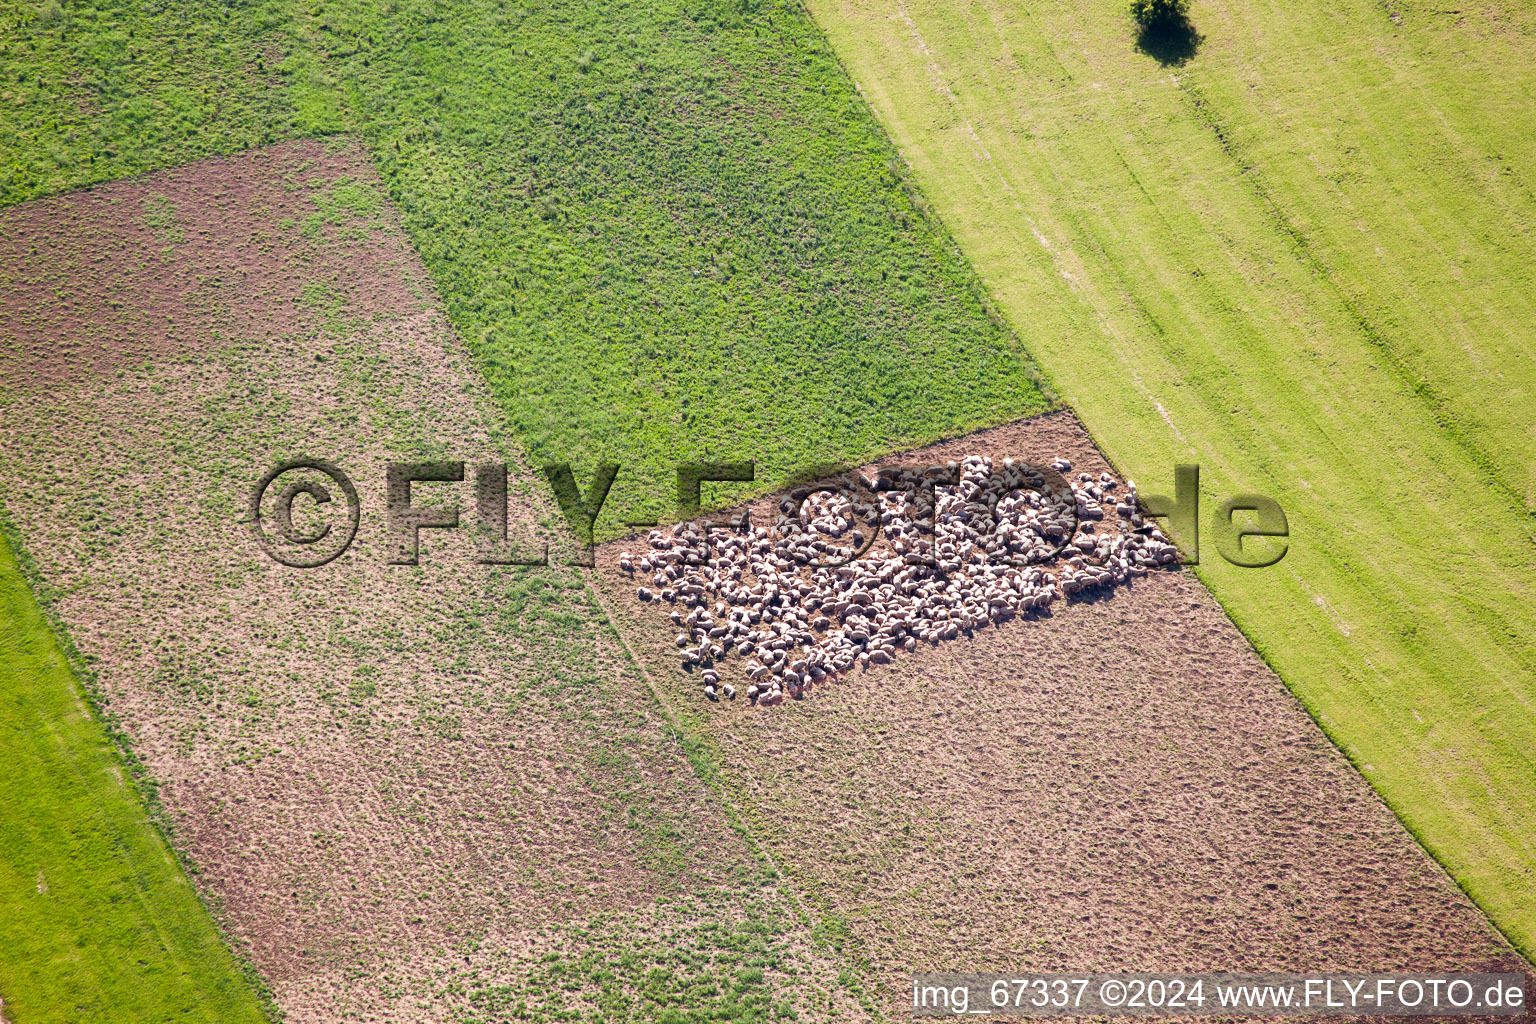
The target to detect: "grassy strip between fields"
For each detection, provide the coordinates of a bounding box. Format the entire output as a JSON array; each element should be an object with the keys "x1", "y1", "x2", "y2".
[
  {"x1": 803, "y1": 0, "x2": 1536, "y2": 958},
  {"x1": 0, "y1": 526, "x2": 269, "y2": 1023}
]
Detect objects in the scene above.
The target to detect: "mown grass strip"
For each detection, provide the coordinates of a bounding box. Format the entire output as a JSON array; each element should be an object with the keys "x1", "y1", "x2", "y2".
[
  {"x1": 0, "y1": 526, "x2": 270, "y2": 1023},
  {"x1": 803, "y1": 0, "x2": 1536, "y2": 957}
]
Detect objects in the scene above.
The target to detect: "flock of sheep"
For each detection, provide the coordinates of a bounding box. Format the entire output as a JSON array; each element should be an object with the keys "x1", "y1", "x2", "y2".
[{"x1": 620, "y1": 455, "x2": 1179, "y2": 704}]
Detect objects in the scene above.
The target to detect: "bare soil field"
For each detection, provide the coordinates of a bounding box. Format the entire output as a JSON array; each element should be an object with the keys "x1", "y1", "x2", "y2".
[
  {"x1": 595, "y1": 411, "x2": 1529, "y2": 1013},
  {"x1": 0, "y1": 141, "x2": 869, "y2": 1023}
]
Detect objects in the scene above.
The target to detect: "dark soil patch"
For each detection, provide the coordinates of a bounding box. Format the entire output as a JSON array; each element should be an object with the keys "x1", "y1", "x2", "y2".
[{"x1": 0, "y1": 138, "x2": 426, "y2": 390}]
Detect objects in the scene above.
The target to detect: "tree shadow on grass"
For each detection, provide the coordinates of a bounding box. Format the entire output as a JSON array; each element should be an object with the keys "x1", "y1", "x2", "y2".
[{"x1": 1136, "y1": 18, "x2": 1202, "y2": 66}]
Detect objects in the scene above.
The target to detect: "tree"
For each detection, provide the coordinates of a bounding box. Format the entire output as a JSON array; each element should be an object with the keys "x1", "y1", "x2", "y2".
[{"x1": 1129, "y1": 0, "x2": 1189, "y2": 26}]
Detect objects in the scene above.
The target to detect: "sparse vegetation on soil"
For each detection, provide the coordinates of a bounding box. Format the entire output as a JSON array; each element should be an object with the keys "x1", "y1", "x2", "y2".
[{"x1": 0, "y1": 142, "x2": 872, "y2": 1023}]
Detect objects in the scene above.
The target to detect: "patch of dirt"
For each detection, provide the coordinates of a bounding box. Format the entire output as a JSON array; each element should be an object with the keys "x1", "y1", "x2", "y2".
[
  {"x1": 0, "y1": 139, "x2": 426, "y2": 389},
  {"x1": 0, "y1": 143, "x2": 868, "y2": 1023},
  {"x1": 596, "y1": 410, "x2": 1530, "y2": 1014}
]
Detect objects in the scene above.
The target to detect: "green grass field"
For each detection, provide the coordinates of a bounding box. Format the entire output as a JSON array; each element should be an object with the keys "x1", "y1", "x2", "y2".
[
  {"x1": 803, "y1": 0, "x2": 1536, "y2": 957},
  {"x1": 279, "y1": 0, "x2": 1053, "y2": 532},
  {"x1": 0, "y1": 0, "x2": 319, "y2": 206},
  {"x1": 0, "y1": 529, "x2": 270, "y2": 1022},
  {"x1": 3, "y1": 0, "x2": 1534, "y2": 1013}
]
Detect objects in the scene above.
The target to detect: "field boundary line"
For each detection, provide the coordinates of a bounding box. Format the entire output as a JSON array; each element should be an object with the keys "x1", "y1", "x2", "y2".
[
  {"x1": 583, "y1": 567, "x2": 890, "y2": 1020},
  {"x1": 1059, "y1": 400, "x2": 1536, "y2": 967},
  {"x1": 0, "y1": 508, "x2": 278, "y2": 1021}
]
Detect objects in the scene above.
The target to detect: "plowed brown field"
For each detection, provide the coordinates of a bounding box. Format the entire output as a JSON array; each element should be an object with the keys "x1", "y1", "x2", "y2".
[
  {"x1": 594, "y1": 411, "x2": 1529, "y2": 1014},
  {"x1": 0, "y1": 141, "x2": 869, "y2": 1023}
]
